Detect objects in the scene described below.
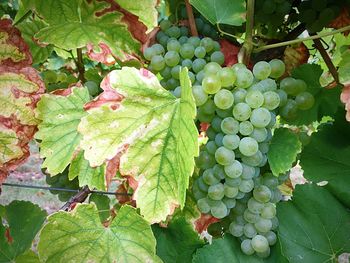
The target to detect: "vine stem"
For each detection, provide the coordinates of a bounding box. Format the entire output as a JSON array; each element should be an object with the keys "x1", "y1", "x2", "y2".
[
  {"x1": 185, "y1": 0, "x2": 198, "y2": 36},
  {"x1": 241, "y1": 0, "x2": 255, "y2": 65},
  {"x1": 216, "y1": 24, "x2": 248, "y2": 43},
  {"x1": 60, "y1": 186, "x2": 90, "y2": 211},
  {"x1": 254, "y1": 25, "x2": 350, "y2": 52},
  {"x1": 76, "y1": 48, "x2": 86, "y2": 83}
]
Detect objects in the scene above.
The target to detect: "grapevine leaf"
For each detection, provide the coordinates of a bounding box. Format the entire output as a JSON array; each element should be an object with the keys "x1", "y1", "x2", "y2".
[
  {"x1": 152, "y1": 217, "x2": 204, "y2": 263},
  {"x1": 69, "y1": 151, "x2": 106, "y2": 190},
  {"x1": 79, "y1": 67, "x2": 198, "y2": 223},
  {"x1": 277, "y1": 184, "x2": 350, "y2": 262},
  {"x1": 37, "y1": 204, "x2": 162, "y2": 262},
  {"x1": 268, "y1": 128, "x2": 301, "y2": 176},
  {"x1": 189, "y1": 0, "x2": 246, "y2": 26},
  {"x1": 288, "y1": 64, "x2": 342, "y2": 125},
  {"x1": 339, "y1": 49, "x2": 350, "y2": 85},
  {"x1": 89, "y1": 193, "x2": 111, "y2": 223},
  {"x1": 16, "y1": 17, "x2": 54, "y2": 64},
  {"x1": 35, "y1": 86, "x2": 90, "y2": 175},
  {"x1": 0, "y1": 201, "x2": 47, "y2": 262},
  {"x1": 116, "y1": 0, "x2": 158, "y2": 32},
  {"x1": 300, "y1": 109, "x2": 350, "y2": 207},
  {"x1": 15, "y1": 250, "x2": 40, "y2": 263},
  {"x1": 192, "y1": 234, "x2": 286, "y2": 263},
  {"x1": 33, "y1": 0, "x2": 143, "y2": 61}
]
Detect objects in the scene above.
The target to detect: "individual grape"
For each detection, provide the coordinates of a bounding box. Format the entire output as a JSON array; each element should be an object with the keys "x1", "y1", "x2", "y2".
[
  {"x1": 253, "y1": 61, "x2": 271, "y2": 80},
  {"x1": 271, "y1": 189, "x2": 282, "y2": 203},
  {"x1": 192, "y1": 85, "x2": 208, "y2": 106},
  {"x1": 152, "y1": 44, "x2": 165, "y2": 55},
  {"x1": 280, "y1": 77, "x2": 300, "y2": 96},
  {"x1": 244, "y1": 223, "x2": 257, "y2": 238},
  {"x1": 173, "y1": 86, "x2": 181, "y2": 97},
  {"x1": 196, "y1": 70, "x2": 205, "y2": 83},
  {"x1": 213, "y1": 164, "x2": 226, "y2": 180},
  {"x1": 208, "y1": 183, "x2": 225, "y2": 200},
  {"x1": 250, "y1": 128, "x2": 268, "y2": 143},
  {"x1": 160, "y1": 19, "x2": 172, "y2": 31},
  {"x1": 245, "y1": 90, "x2": 264, "y2": 109},
  {"x1": 213, "y1": 41, "x2": 221, "y2": 51},
  {"x1": 263, "y1": 91, "x2": 280, "y2": 110},
  {"x1": 232, "y1": 103, "x2": 252, "y2": 121},
  {"x1": 166, "y1": 78, "x2": 180, "y2": 89},
  {"x1": 178, "y1": 36, "x2": 188, "y2": 44},
  {"x1": 239, "y1": 121, "x2": 254, "y2": 136},
  {"x1": 225, "y1": 177, "x2": 242, "y2": 187},
  {"x1": 182, "y1": 58, "x2": 192, "y2": 69},
  {"x1": 295, "y1": 91, "x2": 315, "y2": 110},
  {"x1": 203, "y1": 168, "x2": 220, "y2": 185},
  {"x1": 250, "y1": 108, "x2": 271, "y2": 128},
  {"x1": 259, "y1": 78, "x2": 277, "y2": 91},
  {"x1": 192, "y1": 58, "x2": 206, "y2": 73},
  {"x1": 243, "y1": 209, "x2": 259, "y2": 223},
  {"x1": 271, "y1": 217, "x2": 279, "y2": 230},
  {"x1": 160, "y1": 67, "x2": 172, "y2": 79},
  {"x1": 223, "y1": 197, "x2": 236, "y2": 209},
  {"x1": 251, "y1": 235, "x2": 269, "y2": 253},
  {"x1": 269, "y1": 59, "x2": 285, "y2": 79},
  {"x1": 232, "y1": 63, "x2": 247, "y2": 74},
  {"x1": 264, "y1": 231, "x2": 277, "y2": 246},
  {"x1": 202, "y1": 75, "x2": 221, "y2": 94},
  {"x1": 188, "y1": 71, "x2": 196, "y2": 84},
  {"x1": 253, "y1": 185, "x2": 272, "y2": 203},
  {"x1": 233, "y1": 88, "x2": 247, "y2": 103},
  {"x1": 179, "y1": 43, "x2": 195, "y2": 59},
  {"x1": 262, "y1": 173, "x2": 279, "y2": 188},
  {"x1": 242, "y1": 151, "x2": 264, "y2": 167},
  {"x1": 214, "y1": 89, "x2": 234, "y2": 109},
  {"x1": 187, "y1": 36, "x2": 201, "y2": 47},
  {"x1": 261, "y1": 203, "x2": 276, "y2": 219},
  {"x1": 241, "y1": 163, "x2": 256, "y2": 179},
  {"x1": 216, "y1": 107, "x2": 232, "y2": 118},
  {"x1": 211, "y1": 116, "x2": 223, "y2": 132},
  {"x1": 267, "y1": 112, "x2": 276, "y2": 129},
  {"x1": 235, "y1": 68, "x2": 254, "y2": 88},
  {"x1": 201, "y1": 99, "x2": 216, "y2": 115},
  {"x1": 171, "y1": 65, "x2": 181, "y2": 79},
  {"x1": 206, "y1": 141, "x2": 218, "y2": 156},
  {"x1": 221, "y1": 117, "x2": 239, "y2": 135},
  {"x1": 222, "y1": 134, "x2": 240, "y2": 150},
  {"x1": 194, "y1": 46, "x2": 206, "y2": 58},
  {"x1": 280, "y1": 99, "x2": 298, "y2": 120},
  {"x1": 215, "y1": 146, "x2": 235, "y2": 165},
  {"x1": 197, "y1": 198, "x2": 211, "y2": 213},
  {"x1": 256, "y1": 247, "x2": 270, "y2": 258},
  {"x1": 164, "y1": 51, "x2": 180, "y2": 67},
  {"x1": 247, "y1": 198, "x2": 264, "y2": 214},
  {"x1": 165, "y1": 26, "x2": 181, "y2": 38},
  {"x1": 239, "y1": 137, "x2": 258, "y2": 157},
  {"x1": 241, "y1": 239, "x2": 255, "y2": 255},
  {"x1": 218, "y1": 67, "x2": 236, "y2": 88},
  {"x1": 210, "y1": 51, "x2": 225, "y2": 65},
  {"x1": 200, "y1": 37, "x2": 214, "y2": 52},
  {"x1": 239, "y1": 179, "x2": 254, "y2": 193},
  {"x1": 255, "y1": 218, "x2": 272, "y2": 233},
  {"x1": 204, "y1": 62, "x2": 221, "y2": 75},
  {"x1": 167, "y1": 39, "x2": 181, "y2": 52},
  {"x1": 158, "y1": 35, "x2": 169, "y2": 47},
  {"x1": 224, "y1": 184, "x2": 239, "y2": 198},
  {"x1": 180, "y1": 26, "x2": 189, "y2": 36},
  {"x1": 196, "y1": 150, "x2": 216, "y2": 169},
  {"x1": 150, "y1": 55, "x2": 165, "y2": 71},
  {"x1": 224, "y1": 160, "x2": 243, "y2": 178},
  {"x1": 144, "y1": 47, "x2": 156, "y2": 60},
  {"x1": 211, "y1": 201, "x2": 228, "y2": 219},
  {"x1": 276, "y1": 89, "x2": 288, "y2": 107},
  {"x1": 229, "y1": 222, "x2": 244, "y2": 237},
  {"x1": 215, "y1": 133, "x2": 224, "y2": 147}
]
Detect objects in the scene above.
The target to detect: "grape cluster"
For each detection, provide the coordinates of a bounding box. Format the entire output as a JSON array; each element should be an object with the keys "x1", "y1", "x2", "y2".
[
  {"x1": 297, "y1": 0, "x2": 342, "y2": 32},
  {"x1": 45, "y1": 168, "x2": 80, "y2": 202}
]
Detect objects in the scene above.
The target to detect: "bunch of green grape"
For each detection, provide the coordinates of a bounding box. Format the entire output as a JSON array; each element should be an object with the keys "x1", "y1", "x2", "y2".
[
  {"x1": 297, "y1": 0, "x2": 342, "y2": 32},
  {"x1": 45, "y1": 168, "x2": 80, "y2": 202},
  {"x1": 255, "y1": 0, "x2": 293, "y2": 38}
]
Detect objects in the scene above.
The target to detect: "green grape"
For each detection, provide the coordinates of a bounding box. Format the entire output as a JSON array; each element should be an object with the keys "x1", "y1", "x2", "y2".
[
  {"x1": 239, "y1": 137, "x2": 258, "y2": 157},
  {"x1": 210, "y1": 51, "x2": 225, "y2": 65},
  {"x1": 250, "y1": 128, "x2": 268, "y2": 143},
  {"x1": 280, "y1": 77, "x2": 300, "y2": 96},
  {"x1": 195, "y1": 46, "x2": 206, "y2": 58},
  {"x1": 171, "y1": 65, "x2": 181, "y2": 79},
  {"x1": 239, "y1": 121, "x2": 254, "y2": 136},
  {"x1": 232, "y1": 103, "x2": 252, "y2": 121},
  {"x1": 197, "y1": 109, "x2": 215, "y2": 122},
  {"x1": 218, "y1": 67, "x2": 236, "y2": 88},
  {"x1": 229, "y1": 222, "x2": 244, "y2": 237},
  {"x1": 187, "y1": 36, "x2": 200, "y2": 47},
  {"x1": 225, "y1": 177, "x2": 242, "y2": 187},
  {"x1": 239, "y1": 179, "x2": 255, "y2": 193},
  {"x1": 243, "y1": 209, "x2": 259, "y2": 223},
  {"x1": 206, "y1": 141, "x2": 218, "y2": 155},
  {"x1": 256, "y1": 247, "x2": 270, "y2": 258},
  {"x1": 242, "y1": 151, "x2": 264, "y2": 167},
  {"x1": 208, "y1": 183, "x2": 225, "y2": 200},
  {"x1": 196, "y1": 70, "x2": 205, "y2": 83},
  {"x1": 245, "y1": 90, "x2": 264, "y2": 109},
  {"x1": 85, "y1": 81, "x2": 99, "y2": 96},
  {"x1": 203, "y1": 168, "x2": 220, "y2": 185},
  {"x1": 261, "y1": 203, "x2": 276, "y2": 219},
  {"x1": 193, "y1": 183, "x2": 206, "y2": 200},
  {"x1": 264, "y1": 231, "x2": 277, "y2": 246},
  {"x1": 150, "y1": 55, "x2": 165, "y2": 71},
  {"x1": 244, "y1": 223, "x2": 257, "y2": 238},
  {"x1": 233, "y1": 201, "x2": 246, "y2": 215},
  {"x1": 160, "y1": 79, "x2": 168, "y2": 89},
  {"x1": 197, "y1": 198, "x2": 211, "y2": 213},
  {"x1": 204, "y1": 62, "x2": 221, "y2": 75},
  {"x1": 267, "y1": 112, "x2": 276, "y2": 129},
  {"x1": 294, "y1": 79, "x2": 307, "y2": 93},
  {"x1": 280, "y1": 99, "x2": 298, "y2": 120},
  {"x1": 276, "y1": 89, "x2": 288, "y2": 107},
  {"x1": 233, "y1": 88, "x2": 247, "y2": 103},
  {"x1": 222, "y1": 134, "x2": 240, "y2": 150},
  {"x1": 221, "y1": 117, "x2": 239, "y2": 135},
  {"x1": 200, "y1": 37, "x2": 214, "y2": 52},
  {"x1": 180, "y1": 26, "x2": 189, "y2": 36},
  {"x1": 178, "y1": 36, "x2": 188, "y2": 44},
  {"x1": 167, "y1": 39, "x2": 181, "y2": 52},
  {"x1": 255, "y1": 218, "x2": 272, "y2": 233},
  {"x1": 253, "y1": 185, "x2": 272, "y2": 203},
  {"x1": 152, "y1": 44, "x2": 165, "y2": 55},
  {"x1": 271, "y1": 189, "x2": 282, "y2": 203},
  {"x1": 241, "y1": 163, "x2": 255, "y2": 179},
  {"x1": 192, "y1": 85, "x2": 208, "y2": 106},
  {"x1": 188, "y1": 71, "x2": 196, "y2": 84},
  {"x1": 259, "y1": 78, "x2": 277, "y2": 91},
  {"x1": 262, "y1": 173, "x2": 279, "y2": 188},
  {"x1": 251, "y1": 235, "x2": 269, "y2": 253},
  {"x1": 224, "y1": 160, "x2": 243, "y2": 178},
  {"x1": 271, "y1": 216, "x2": 279, "y2": 230},
  {"x1": 224, "y1": 184, "x2": 239, "y2": 198},
  {"x1": 192, "y1": 58, "x2": 206, "y2": 73},
  {"x1": 160, "y1": 19, "x2": 172, "y2": 31},
  {"x1": 253, "y1": 61, "x2": 271, "y2": 80},
  {"x1": 241, "y1": 239, "x2": 255, "y2": 255},
  {"x1": 215, "y1": 146, "x2": 235, "y2": 165},
  {"x1": 143, "y1": 47, "x2": 156, "y2": 60},
  {"x1": 165, "y1": 26, "x2": 181, "y2": 38},
  {"x1": 160, "y1": 67, "x2": 172, "y2": 79},
  {"x1": 211, "y1": 116, "x2": 223, "y2": 132},
  {"x1": 167, "y1": 78, "x2": 180, "y2": 89},
  {"x1": 216, "y1": 107, "x2": 232, "y2": 118},
  {"x1": 263, "y1": 91, "x2": 280, "y2": 110},
  {"x1": 196, "y1": 150, "x2": 216, "y2": 169},
  {"x1": 232, "y1": 63, "x2": 247, "y2": 74},
  {"x1": 247, "y1": 197, "x2": 264, "y2": 214},
  {"x1": 202, "y1": 75, "x2": 221, "y2": 94},
  {"x1": 156, "y1": 31, "x2": 166, "y2": 42},
  {"x1": 236, "y1": 68, "x2": 254, "y2": 88},
  {"x1": 214, "y1": 89, "x2": 234, "y2": 109},
  {"x1": 197, "y1": 177, "x2": 209, "y2": 193},
  {"x1": 213, "y1": 164, "x2": 226, "y2": 180},
  {"x1": 269, "y1": 59, "x2": 285, "y2": 79},
  {"x1": 223, "y1": 197, "x2": 236, "y2": 209},
  {"x1": 164, "y1": 51, "x2": 180, "y2": 67},
  {"x1": 213, "y1": 41, "x2": 221, "y2": 51},
  {"x1": 179, "y1": 43, "x2": 195, "y2": 59},
  {"x1": 250, "y1": 108, "x2": 271, "y2": 128},
  {"x1": 295, "y1": 91, "x2": 315, "y2": 110},
  {"x1": 182, "y1": 59, "x2": 192, "y2": 69}
]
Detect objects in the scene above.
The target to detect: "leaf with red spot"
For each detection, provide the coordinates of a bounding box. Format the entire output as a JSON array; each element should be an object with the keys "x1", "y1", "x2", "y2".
[{"x1": 194, "y1": 214, "x2": 220, "y2": 233}]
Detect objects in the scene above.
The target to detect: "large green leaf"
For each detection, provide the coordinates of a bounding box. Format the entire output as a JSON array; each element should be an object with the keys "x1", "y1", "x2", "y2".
[
  {"x1": 268, "y1": 128, "x2": 301, "y2": 176},
  {"x1": 192, "y1": 234, "x2": 286, "y2": 263},
  {"x1": 15, "y1": 250, "x2": 40, "y2": 263},
  {"x1": 33, "y1": 0, "x2": 142, "y2": 61},
  {"x1": 79, "y1": 67, "x2": 198, "y2": 223},
  {"x1": 288, "y1": 64, "x2": 341, "y2": 125},
  {"x1": 339, "y1": 49, "x2": 350, "y2": 84},
  {"x1": 277, "y1": 184, "x2": 350, "y2": 262},
  {"x1": 300, "y1": 110, "x2": 350, "y2": 207},
  {"x1": 35, "y1": 86, "x2": 90, "y2": 175},
  {"x1": 0, "y1": 201, "x2": 47, "y2": 262},
  {"x1": 190, "y1": 0, "x2": 246, "y2": 26},
  {"x1": 152, "y1": 217, "x2": 204, "y2": 263},
  {"x1": 38, "y1": 204, "x2": 161, "y2": 263}
]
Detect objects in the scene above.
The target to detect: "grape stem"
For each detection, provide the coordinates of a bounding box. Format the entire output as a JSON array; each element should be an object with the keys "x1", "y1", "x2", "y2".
[
  {"x1": 60, "y1": 186, "x2": 90, "y2": 211},
  {"x1": 185, "y1": 0, "x2": 198, "y2": 36},
  {"x1": 242, "y1": 0, "x2": 255, "y2": 65},
  {"x1": 216, "y1": 24, "x2": 248, "y2": 43},
  {"x1": 76, "y1": 48, "x2": 86, "y2": 83},
  {"x1": 253, "y1": 25, "x2": 350, "y2": 52}
]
